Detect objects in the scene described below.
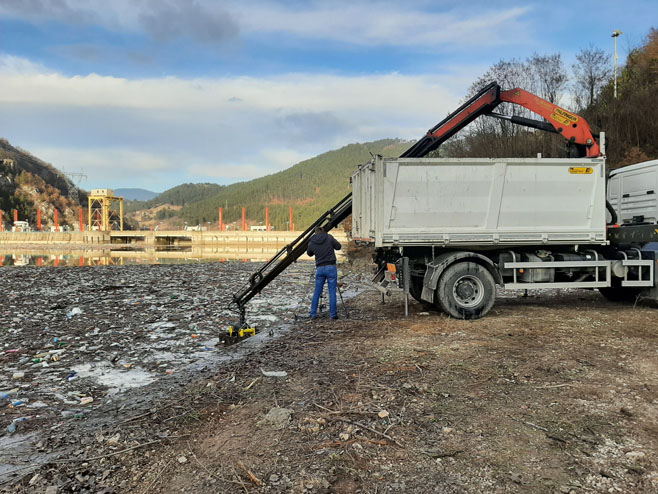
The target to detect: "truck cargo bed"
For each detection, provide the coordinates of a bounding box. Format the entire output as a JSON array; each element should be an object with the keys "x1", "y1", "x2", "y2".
[{"x1": 352, "y1": 156, "x2": 607, "y2": 248}]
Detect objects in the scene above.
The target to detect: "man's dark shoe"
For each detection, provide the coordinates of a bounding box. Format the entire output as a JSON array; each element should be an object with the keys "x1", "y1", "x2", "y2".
[{"x1": 331, "y1": 315, "x2": 339, "y2": 320}]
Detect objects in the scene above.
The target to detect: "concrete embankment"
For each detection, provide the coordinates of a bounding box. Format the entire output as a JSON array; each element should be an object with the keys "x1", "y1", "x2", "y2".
[{"x1": 0, "y1": 231, "x2": 109, "y2": 245}]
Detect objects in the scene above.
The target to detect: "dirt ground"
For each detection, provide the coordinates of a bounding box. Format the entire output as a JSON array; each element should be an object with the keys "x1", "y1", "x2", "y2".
[{"x1": 2, "y1": 263, "x2": 658, "y2": 493}]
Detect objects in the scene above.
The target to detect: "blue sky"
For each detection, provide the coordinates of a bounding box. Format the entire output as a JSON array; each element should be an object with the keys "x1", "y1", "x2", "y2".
[{"x1": 1, "y1": 0, "x2": 656, "y2": 191}]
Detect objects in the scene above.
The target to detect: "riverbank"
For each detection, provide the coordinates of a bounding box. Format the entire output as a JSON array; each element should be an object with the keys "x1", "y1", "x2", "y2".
[{"x1": 1, "y1": 263, "x2": 657, "y2": 493}]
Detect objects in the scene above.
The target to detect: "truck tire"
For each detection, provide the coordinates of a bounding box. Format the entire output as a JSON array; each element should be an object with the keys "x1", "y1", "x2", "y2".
[
  {"x1": 435, "y1": 262, "x2": 495, "y2": 319},
  {"x1": 409, "y1": 275, "x2": 427, "y2": 304}
]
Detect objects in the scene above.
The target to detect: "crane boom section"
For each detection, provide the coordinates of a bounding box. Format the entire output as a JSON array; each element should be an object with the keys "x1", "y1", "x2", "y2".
[
  {"x1": 500, "y1": 88, "x2": 601, "y2": 157},
  {"x1": 401, "y1": 82, "x2": 501, "y2": 158},
  {"x1": 401, "y1": 82, "x2": 601, "y2": 159},
  {"x1": 230, "y1": 193, "x2": 352, "y2": 325}
]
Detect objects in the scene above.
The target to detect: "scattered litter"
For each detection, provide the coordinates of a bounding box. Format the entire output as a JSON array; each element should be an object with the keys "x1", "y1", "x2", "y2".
[
  {"x1": 0, "y1": 261, "x2": 329, "y2": 486},
  {"x1": 260, "y1": 368, "x2": 288, "y2": 378},
  {"x1": 66, "y1": 307, "x2": 83, "y2": 318},
  {"x1": 106, "y1": 434, "x2": 121, "y2": 447},
  {"x1": 0, "y1": 389, "x2": 18, "y2": 399},
  {"x1": 260, "y1": 407, "x2": 293, "y2": 429}
]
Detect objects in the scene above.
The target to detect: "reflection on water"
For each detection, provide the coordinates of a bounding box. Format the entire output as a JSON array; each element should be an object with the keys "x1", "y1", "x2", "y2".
[{"x1": 0, "y1": 245, "x2": 301, "y2": 267}]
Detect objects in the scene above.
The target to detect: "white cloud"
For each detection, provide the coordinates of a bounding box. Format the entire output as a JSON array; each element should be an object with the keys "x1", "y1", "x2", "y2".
[
  {"x1": 0, "y1": 54, "x2": 49, "y2": 74},
  {"x1": 237, "y1": 2, "x2": 532, "y2": 48},
  {"x1": 260, "y1": 149, "x2": 311, "y2": 171},
  {"x1": 33, "y1": 147, "x2": 179, "y2": 187},
  {"x1": 1, "y1": 56, "x2": 485, "y2": 188},
  {"x1": 0, "y1": 65, "x2": 468, "y2": 116},
  {"x1": 0, "y1": 0, "x2": 531, "y2": 49}
]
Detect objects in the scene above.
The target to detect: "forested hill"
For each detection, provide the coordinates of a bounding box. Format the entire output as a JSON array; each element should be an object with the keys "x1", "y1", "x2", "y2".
[
  {"x1": 0, "y1": 139, "x2": 83, "y2": 227},
  {"x1": 126, "y1": 183, "x2": 224, "y2": 212},
  {"x1": 176, "y1": 139, "x2": 411, "y2": 229}
]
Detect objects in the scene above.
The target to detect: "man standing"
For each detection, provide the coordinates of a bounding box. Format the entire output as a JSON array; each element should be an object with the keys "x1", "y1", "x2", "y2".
[{"x1": 307, "y1": 226, "x2": 342, "y2": 319}]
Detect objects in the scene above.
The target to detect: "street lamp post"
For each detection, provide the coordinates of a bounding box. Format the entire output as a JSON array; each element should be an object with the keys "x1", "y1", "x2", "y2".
[{"x1": 612, "y1": 29, "x2": 622, "y2": 99}]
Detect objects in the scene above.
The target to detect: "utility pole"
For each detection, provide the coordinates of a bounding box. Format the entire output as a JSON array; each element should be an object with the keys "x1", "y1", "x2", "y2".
[{"x1": 612, "y1": 29, "x2": 622, "y2": 99}]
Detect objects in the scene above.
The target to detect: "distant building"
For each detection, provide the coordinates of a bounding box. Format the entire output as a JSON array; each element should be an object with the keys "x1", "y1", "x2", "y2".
[
  {"x1": 12, "y1": 221, "x2": 29, "y2": 232},
  {"x1": 184, "y1": 225, "x2": 207, "y2": 231}
]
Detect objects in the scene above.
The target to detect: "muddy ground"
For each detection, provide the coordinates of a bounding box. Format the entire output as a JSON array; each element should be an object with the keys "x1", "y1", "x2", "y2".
[{"x1": 1, "y1": 261, "x2": 657, "y2": 493}]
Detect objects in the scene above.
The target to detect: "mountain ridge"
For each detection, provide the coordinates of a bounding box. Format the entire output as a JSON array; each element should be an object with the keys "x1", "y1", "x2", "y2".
[
  {"x1": 128, "y1": 139, "x2": 412, "y2": 230},
  {"x1": 115, "y1": 188, "x2": 159, "y2": 201}
]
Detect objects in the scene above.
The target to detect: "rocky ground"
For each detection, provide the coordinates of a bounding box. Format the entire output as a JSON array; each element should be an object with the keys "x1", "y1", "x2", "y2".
[{"x1": 1, "y1": 260, "x2": 657, "y2": 493}]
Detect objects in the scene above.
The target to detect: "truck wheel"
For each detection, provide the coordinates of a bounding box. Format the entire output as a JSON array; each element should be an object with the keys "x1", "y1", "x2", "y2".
[{"x1": 436, "y1": 262, "x2": 495, "y2": 319}]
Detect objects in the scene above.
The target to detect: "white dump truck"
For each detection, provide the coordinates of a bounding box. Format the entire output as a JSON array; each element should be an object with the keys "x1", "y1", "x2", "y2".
[{"x1": 351, "y1": 82, "x2": 657, "y2": 319}]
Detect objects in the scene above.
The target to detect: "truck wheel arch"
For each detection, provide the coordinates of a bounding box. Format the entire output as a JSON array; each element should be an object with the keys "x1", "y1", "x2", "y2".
[{"x1": 420, "y1": 251, "x2": 502, "y2": 304}]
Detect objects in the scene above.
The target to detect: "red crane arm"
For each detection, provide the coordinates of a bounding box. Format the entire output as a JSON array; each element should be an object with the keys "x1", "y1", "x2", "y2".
[
  {"x1": 401, "y1": 82, "x2": 601, "y2": 159},
  {"x1": 499, "y1": 88, "x2": 601, "y2": 157}
]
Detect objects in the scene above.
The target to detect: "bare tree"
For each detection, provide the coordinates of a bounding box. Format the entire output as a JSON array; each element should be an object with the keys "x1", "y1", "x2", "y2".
[
  {"x1": 528, "y1": 53, "x2": 568, "y2": 104},
  {"x1": 572, "y1": 46, "x2": 611, "y2": 109},
  {"x1": 447, "y1": 53, "x2": 570, "y2": 159}
]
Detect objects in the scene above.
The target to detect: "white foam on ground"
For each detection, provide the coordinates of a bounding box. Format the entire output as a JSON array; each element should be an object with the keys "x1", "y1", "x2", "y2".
[{"x1": 72, "y1": 362, "x2": 156, "y2": 394}]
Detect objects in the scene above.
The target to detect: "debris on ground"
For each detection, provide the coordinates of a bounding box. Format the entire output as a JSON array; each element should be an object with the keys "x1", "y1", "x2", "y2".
[{"x1": 1, "y1": 260, "x2": 657, "y2": 493}]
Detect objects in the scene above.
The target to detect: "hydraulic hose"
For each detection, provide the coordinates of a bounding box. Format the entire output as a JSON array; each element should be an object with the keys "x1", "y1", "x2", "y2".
[{"x1": 606, "y1": 200, "x2": 618, "y2": 226}]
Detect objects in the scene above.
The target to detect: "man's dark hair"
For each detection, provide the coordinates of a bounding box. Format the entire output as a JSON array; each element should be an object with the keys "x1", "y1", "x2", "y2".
[{"x1": 314, "y1": 226, "x2": 324, "y2": 234}]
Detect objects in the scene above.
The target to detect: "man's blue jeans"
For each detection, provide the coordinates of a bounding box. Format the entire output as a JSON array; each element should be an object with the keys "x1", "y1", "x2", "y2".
[{"x1": 310, "y1": 264, "x2": 338, "y2": 318}]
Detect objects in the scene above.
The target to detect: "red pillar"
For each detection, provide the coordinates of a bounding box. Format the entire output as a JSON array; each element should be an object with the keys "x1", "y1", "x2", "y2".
[
  {"x1": 265, "y1": 207, "x2": 270, "y2": 232},
  {"x1": 37, "y1": 209, "x2": 42, "y2": 231},
  {"x1": 54, "y1": 256, "x2": 59, "y2": 267},
  {"x1": 79, "y1": 209, "x2": 84, "y2": 232},
  {"x1": 242, "y1": 207, "x2": 246, "y2": 231},
  {"x1": 54, "y1": 210, "x2": 59, "y2": 232},
  {"x1": 219, "y1": 207, "x2": 224, "y2": 231},
  {"x1": 13, "y1": 209, "x2": 18, "y2": 224},
  {"x1": 289, "y1": 206, "x2": 293, "y2": 231},
  {"x1": 37, "y1": 257, "x2": 42, "y2": 267}
]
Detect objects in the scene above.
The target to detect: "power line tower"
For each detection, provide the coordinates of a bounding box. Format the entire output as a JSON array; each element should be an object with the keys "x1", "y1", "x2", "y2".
[{"x1": 63, "y1": 171, "x2": 87, "y2": 204}]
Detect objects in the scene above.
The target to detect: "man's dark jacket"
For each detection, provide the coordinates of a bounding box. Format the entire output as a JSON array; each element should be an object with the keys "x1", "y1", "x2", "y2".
[{"x1": 307, "y1": 232, "x2": 341, "y2": 267}]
